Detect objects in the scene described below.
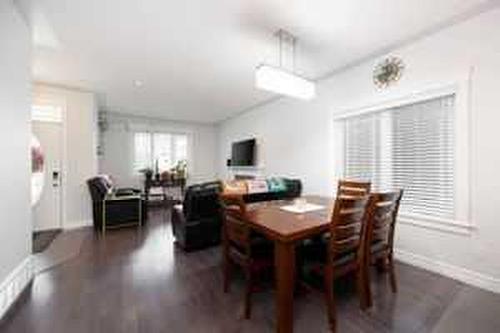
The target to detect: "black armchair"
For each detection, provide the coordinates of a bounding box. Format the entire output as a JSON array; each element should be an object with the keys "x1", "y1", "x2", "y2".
[
  {"x1": 171, "y1": 179, "x2": 302, "y2": 251},
  {"x1": 172, "y1": 181, "x2": 223, "y2": 251},
  {"x1": 87, "y1": 175, "x2": 147, "y2": 232}
]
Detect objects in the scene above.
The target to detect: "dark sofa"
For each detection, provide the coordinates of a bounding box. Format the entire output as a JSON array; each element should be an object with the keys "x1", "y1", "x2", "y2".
[
  {"x1": 171, "y1": 179, "x2": 302, "y2": 251},
  {"x1": 87, "y1": 175, "x2": 147, "y2": 232}
]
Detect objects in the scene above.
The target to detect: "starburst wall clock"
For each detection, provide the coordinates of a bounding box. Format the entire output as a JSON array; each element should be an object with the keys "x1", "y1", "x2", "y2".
[{"x1": 373, "y1": 56, "x2": 405, "y2": 88}]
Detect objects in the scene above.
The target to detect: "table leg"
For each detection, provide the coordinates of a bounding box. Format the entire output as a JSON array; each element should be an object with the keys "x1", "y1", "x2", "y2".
[{"x1": 275, "y1": 241, "x2": 295, "y2": 333}]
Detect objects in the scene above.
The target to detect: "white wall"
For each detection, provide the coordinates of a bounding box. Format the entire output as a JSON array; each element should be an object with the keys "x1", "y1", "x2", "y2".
[
  {"x1": 33, "y1": 84, "x2": 98, "y2": 229},
  {"x1": 218, "y1": 8, "x2": 500, "y2": 291},
  {"x1": 0, "y1": 0, "x2": 32, "y2": 311},
  {"x1": 99, "y1": 112, "x2": 218, "y2": 188}
]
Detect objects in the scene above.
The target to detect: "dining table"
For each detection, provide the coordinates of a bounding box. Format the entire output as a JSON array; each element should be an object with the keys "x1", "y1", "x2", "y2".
[{"x1": 245, "y1": 195, "x2": 335, "y2": 333}]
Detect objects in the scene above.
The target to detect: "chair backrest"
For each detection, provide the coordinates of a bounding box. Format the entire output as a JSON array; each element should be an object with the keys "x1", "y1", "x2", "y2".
[
  {"x1": 183, "y1": 181, "x2": 222, "y2": 220},
  {"x1": 87, "y1": 176, "x2": 113, "y2": 202},
  {"x1": 220, "y1": 194, "x2": 251, "y2": 255},
  {"x1": 364, "y1": 190, "x2": 404, "y2": 254},
  {"x1": 328, "y1": 195, "x2": 369, "y2": 263},
  {"x1": 337, "y1": 180, "x2": 371, "y2": 197}
]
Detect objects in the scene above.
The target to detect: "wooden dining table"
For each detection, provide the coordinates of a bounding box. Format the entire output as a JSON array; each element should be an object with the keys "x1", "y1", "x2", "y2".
[{"x1": 245, "y1": 195, "x2": 335, "y2": 333}]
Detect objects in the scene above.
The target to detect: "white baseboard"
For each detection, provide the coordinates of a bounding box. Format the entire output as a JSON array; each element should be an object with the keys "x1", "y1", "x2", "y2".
[
  {"x1": 395, "y1": 248, "x2": 500, "y2": 294},
  {"x1": 64, "y1": 219, "x2": 92, "y2": 230},
  {"x1": 0, "y1": 256, "x2": 34, "y2": 319}
]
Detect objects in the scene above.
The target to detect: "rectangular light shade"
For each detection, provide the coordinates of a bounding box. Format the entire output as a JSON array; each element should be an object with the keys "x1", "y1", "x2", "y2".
[{"x1": 255, "y1": 65, "x2": 316, "y2": 100}]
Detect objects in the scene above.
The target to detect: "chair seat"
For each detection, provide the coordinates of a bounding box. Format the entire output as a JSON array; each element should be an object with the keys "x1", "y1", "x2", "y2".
[
  {"x1": 229, "y1": 233, "x2": 274, "y2": 264},
  {"x1": 301, "y1": 235, "x2": 357, "y2": 267},
  {"x1": 250, "y1": 234, "x2": 274, "y2": 258}
]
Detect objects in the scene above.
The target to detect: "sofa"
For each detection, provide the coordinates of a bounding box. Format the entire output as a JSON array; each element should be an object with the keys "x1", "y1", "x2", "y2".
[
  {"x1": 87, "y1": 175, "x2": 147, "y2": 232},
  {"x1": 171, "y1": 178, "x2": 302, "y2": 251}
]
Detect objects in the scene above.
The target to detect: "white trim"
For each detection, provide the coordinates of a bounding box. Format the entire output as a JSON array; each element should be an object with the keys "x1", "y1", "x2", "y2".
[
  {"x1": 0, "y1": 257, "x2": 34, "y2": 319},
  {"x1": 333, "y1": 82, "x2": 459, "y2": 120},
  {"x1": 63, "y1": 219, "x2": 92, "y2": 230},
  {"x1": 395, "y1": 249, "x2": 500, "y2": 294},
  {"x1": 399, "y1": 216, "x2": 473, "y2": 235}
]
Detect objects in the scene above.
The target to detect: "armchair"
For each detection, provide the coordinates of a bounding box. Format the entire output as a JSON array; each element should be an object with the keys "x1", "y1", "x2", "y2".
[
  {"x1": 87, "y1": 175, "x2": 147, "y2": 232},
  {"x1": 171, "y1": 181, "x2": 223, "y2": 251}
]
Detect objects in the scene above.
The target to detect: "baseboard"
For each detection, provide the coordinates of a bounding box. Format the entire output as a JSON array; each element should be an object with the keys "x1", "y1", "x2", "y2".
[
  {"x1": 0, "y1": 256, "x2": 33, "y2": 319},
  {"x1": 395, "y1": 248, "x2": 500, "y2": 294},
  {"x1": 64, "y1": 219, "x2": 92, "y2": 230}
]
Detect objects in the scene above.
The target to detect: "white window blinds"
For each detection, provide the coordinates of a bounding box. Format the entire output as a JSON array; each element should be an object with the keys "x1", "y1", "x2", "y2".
[
  {"x1": 134, "y1": 132, "x2": 152, "y2": 172},
  {"x1": 343, "y1": 94, "x2": 455, "y2": 220},
  {"x1": 133, "y1": 132, "x2": 189, "y2": 173},
  {"x1": 153, "y1": 133, "x2": 172, "y2": 172}
]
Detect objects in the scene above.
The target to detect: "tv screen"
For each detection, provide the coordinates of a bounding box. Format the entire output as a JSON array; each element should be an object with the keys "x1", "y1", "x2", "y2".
[{"x1": 231, "y1": 139, "x2": 256, "y2": 166}]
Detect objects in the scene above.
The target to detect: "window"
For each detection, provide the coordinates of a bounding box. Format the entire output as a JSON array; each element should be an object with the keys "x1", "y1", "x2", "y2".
[
  {"x1": 32, "y1": 105, "x2": 63, "y2": 123},
  {"x1": 133, "y1": 132, "x2": 188, "y2": 173},
  {"x1": 341, "y1": 94, "x2": 456, "y2": 221},
  {"x1": 134, "y1": 132, "x2": 152, "y2": 172},
  {"x1": 153, "y1": 133, "x2": 172, "y2": 172}
]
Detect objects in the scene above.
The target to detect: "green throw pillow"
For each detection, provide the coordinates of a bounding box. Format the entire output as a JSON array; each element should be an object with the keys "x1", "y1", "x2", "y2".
[{"x1": 267, "y1": 178, "x2": 287, "y2": 192}]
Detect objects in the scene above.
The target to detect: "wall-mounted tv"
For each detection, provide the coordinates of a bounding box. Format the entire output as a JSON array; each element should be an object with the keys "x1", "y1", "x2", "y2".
[{"x1": 230, "y1": 139, "x2": 256, "y2": 166}]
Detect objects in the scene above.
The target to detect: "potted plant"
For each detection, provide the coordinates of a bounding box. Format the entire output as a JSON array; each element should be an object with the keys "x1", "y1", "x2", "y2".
[
  {"x1": 139, "y1": 167, "x2": 154, "y2": 182},
  {"x1": 172, "y1": 159, "x2": 188, "y2": 179}
]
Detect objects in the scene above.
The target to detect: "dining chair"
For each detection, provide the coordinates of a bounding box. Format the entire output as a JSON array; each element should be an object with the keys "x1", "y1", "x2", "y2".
[
  {"x1": 220, "y1": 194, "x2": 274, "y2": 319},
  {"x1": 363, "y1": 190, "x2": 403, "y2": 307},
  {"x1": 302, "y1": 180, "x2": 371, "y2": 250},
  {"x1": 302, "y1": 195, "x2": 370, "y2": 332},
  {"x1": 337, "y1": 179, "x2": 371, "y2": 197}
]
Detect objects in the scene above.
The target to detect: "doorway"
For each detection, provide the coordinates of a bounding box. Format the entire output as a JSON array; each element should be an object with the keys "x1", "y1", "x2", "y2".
[{"x1": 31, "y1": 105, "x2": 64, "y2": 253}]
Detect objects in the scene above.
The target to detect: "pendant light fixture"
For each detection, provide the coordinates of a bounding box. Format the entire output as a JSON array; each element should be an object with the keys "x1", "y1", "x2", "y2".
[{"x1": 255, "y1": 30, "x2": 316, "y2": 100}]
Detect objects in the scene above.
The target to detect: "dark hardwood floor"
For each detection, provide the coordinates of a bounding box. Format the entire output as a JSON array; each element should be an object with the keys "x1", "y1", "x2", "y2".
[
  {"x1": 32, "y1": 229, "x2": 62, "y2": 253},
  {"x1": 2, "y1": 208, "x2": 500, "y2": 333}
]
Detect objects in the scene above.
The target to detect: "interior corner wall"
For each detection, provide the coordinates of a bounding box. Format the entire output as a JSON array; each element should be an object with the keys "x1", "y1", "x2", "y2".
[
  {"x1": 33, "y1": 84, "x2": 98, "y2": 229},
  {"x1": 0, "y1": 0, "x2": 32, "y2": 286},
  {"x1": 99, "y1": 112, "x2": 218, "y2": 188},
  {"x1": 218, "y1": 7, "x2": 500, "y2": 292}
]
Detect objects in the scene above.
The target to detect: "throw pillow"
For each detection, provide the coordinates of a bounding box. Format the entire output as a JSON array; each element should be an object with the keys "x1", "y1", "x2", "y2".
[
  {"x1": 222, "y1": 180, "x2": 248, "y2": 195},
  {"x1": 267, "y1": 177, "x2": 287, "y2": 192},
  {"x1": 246, "y1": 180, "x2": 269, "y2": 194}
]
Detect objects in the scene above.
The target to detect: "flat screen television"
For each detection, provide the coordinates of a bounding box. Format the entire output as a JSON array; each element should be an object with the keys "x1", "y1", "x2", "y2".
[{"x1": 231, "y1": 139, "x2": 256, "y2": 166}]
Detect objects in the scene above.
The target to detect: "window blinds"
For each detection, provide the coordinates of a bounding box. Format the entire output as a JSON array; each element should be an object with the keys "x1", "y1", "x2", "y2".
[
  {"x1": 343, "y1": 94, "x2": 455, "y2": 220},
  {"x1": 134, "y1": 132, "x2": 188, "y2": 172},
  {"x1": 134, "y1": 132, "x2": 152, "y2": 172}
]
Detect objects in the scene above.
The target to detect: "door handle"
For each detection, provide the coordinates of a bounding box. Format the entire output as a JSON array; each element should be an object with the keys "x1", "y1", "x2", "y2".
[{"x1": 52, "y1": 170, "x2": 60, "y2": 187}]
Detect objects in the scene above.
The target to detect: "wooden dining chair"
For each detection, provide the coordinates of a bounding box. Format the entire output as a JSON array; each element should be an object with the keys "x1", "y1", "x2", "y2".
[
  {"x1": 302, "y1": 195, "x2": 370, "y2": 332},
  {"x1": 220, "y1": 194, "x2": 274, "y2": 319},
  {"x1": 363, "y1": 190, "x2": 403, "y2": 307},
  {"x1": 303, "y1": 180, "x2": 371, "y2": 251},
  {"x1": 337, "y1": 179, "x2": 371, "y2": 197}
]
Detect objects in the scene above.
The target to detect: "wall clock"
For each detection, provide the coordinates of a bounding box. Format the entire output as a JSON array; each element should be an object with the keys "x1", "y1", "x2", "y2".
[{"x1": 373, "y1": 56, "x2": 405, "y2": 88}]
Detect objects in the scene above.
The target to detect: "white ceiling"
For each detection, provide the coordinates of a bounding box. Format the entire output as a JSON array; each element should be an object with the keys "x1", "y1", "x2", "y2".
[{"x1": 23, "y1": 0, "x2": 498, "y2": 123}]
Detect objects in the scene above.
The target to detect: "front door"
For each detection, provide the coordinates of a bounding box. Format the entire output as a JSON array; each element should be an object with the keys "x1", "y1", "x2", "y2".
[{"x1": 32, "y1": 120, "x2": 63, "y2": 231}]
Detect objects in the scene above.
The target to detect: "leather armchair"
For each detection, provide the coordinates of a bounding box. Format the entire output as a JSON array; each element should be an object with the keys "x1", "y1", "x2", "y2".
[
  {"x1": 172, "y1": 181, "x2": 223, "y2": 251},
  {"x1": 172, "y1": 179, "x2": 302, "y2": 251},
  {"x1": 87, "y1": 175, "x2": 147, "y2": 232}
]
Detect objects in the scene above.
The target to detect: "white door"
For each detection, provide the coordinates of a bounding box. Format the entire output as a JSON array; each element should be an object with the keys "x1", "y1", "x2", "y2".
[{"x1": 32, "y1": 121, "x2": 63, "y2": 231}]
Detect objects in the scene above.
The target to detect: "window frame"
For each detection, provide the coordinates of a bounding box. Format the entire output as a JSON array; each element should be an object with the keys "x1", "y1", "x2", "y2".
[{"x1": 333, "y1": 81, "x2": 472, "y2": 234}]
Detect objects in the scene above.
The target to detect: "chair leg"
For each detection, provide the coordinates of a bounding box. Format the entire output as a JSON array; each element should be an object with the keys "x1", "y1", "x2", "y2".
[
  {"x1": 244, "y1": 269, "x2": 253, "y2": 319},
  {"x1": 360, "y1": 264, "x2": 373, "y2": 309},
  {"x1": 223, "y1": 256, "x2": 231, "y2": 293},
  {"x1": 323, "y1": 265, "x2": 336, "y2": 333},
  {"x1": 356, "y1": 268, "x2": 370, "y2": 310},
  {"x1": 388, "y1": 255, "x2": 397, "y2": 293},
  {"x1": 375, "y1": 257, "x2": 387, "y2": 273}
]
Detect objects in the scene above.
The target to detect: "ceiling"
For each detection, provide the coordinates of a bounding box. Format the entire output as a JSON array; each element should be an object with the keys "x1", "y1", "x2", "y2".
[{"x1": 21, "y1": 0, "x2": 498, "y2": 123}]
